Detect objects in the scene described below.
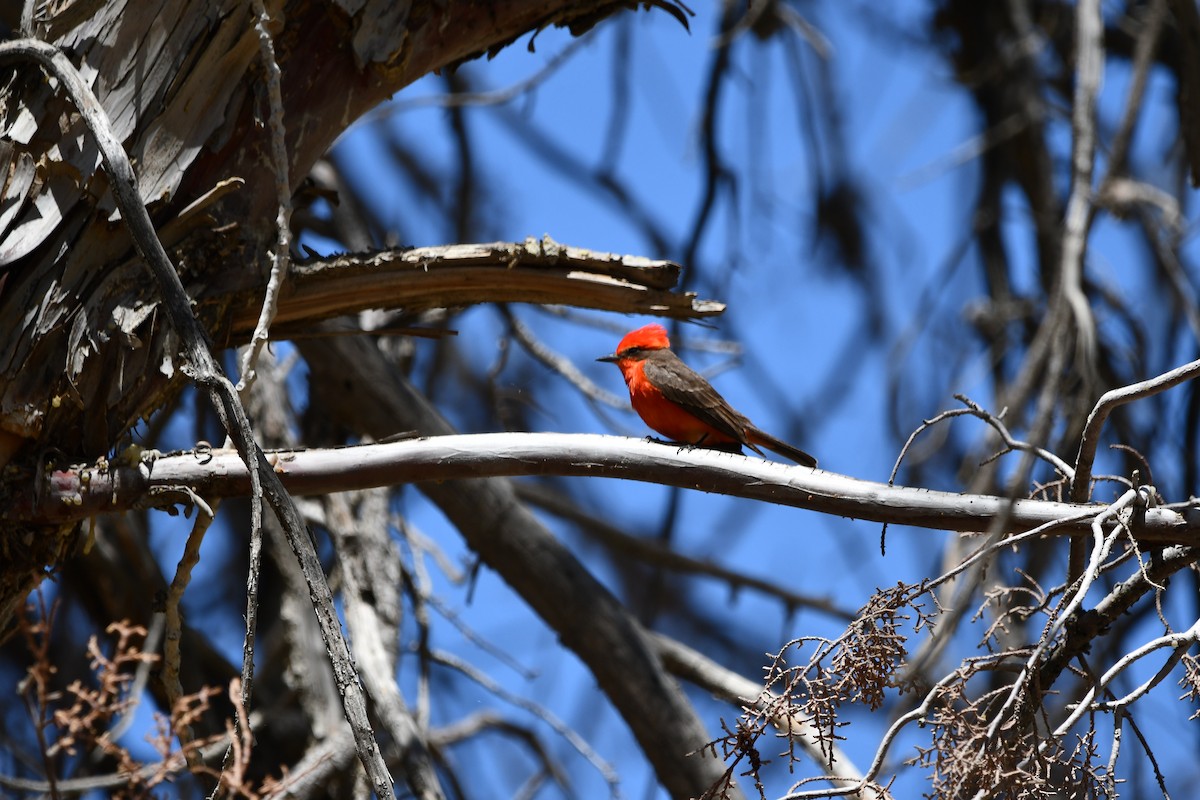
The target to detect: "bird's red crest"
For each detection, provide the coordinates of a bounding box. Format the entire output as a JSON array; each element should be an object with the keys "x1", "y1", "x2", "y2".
[{"x1": 617, "y1": 323, "x2": 671, "y2": 353}]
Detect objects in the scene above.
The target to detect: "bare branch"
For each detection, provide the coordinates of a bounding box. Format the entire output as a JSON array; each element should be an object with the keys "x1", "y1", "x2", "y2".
[
  {"x1": 219, "y1": 236, "x2": 723, "y2": 337},
  {"x1": 327, "y1": 493, "x2": 446, "y2": 800},
  {"x1": 891, "y1": 395, "x2": 1072, "y2": 486},
  {"x1": 431, "y1": 649, "x2": 620, "y2": 794},
  {"x1": 164, "y1": 494, "x2": 219, "y2": 768},
  {"x1": 236, "y1": 0, "x2": 294, "y2": 396},
  {"x1": 297, "y1": 335, "x2": 733, "y2": 797},
  {"x1": 1056, "y1": 0, "x2": 1103, "y2": 374},
  {"x1": 428, "y1": 711, "x2": 571, "y2": 795},
  {"x1": 382, "y1": 34, "x2": 593, "y2": 114},
  {"x1": 984, "y1": 489, "x2": 1145, "y2": 744},
  {"x1": 1072, "y1": 357, "x2": 1200, "y2": 501},
  {"x1": 17, "y1": 434, "x2": 1198, "y2": 544},
  {"x1": 503, "y1": 307, "x2": 625, "y2": 408},
  {"x1": 518, "y1": 483, "x2": 856, "y2": 619}
]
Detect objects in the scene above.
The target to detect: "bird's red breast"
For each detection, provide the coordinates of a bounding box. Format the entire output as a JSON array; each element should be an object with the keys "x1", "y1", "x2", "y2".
[{"x1": 617, "y1": 358, "x2": 740, "y2": 446}]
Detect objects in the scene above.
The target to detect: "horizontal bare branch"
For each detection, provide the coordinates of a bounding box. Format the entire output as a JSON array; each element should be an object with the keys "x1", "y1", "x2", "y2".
[
  {"x1": 216, "y1": 237, "x2": 724, "y2": 336},
  {"x1": 13, "y1": 434, "x2": 1196, "y2": 543}
]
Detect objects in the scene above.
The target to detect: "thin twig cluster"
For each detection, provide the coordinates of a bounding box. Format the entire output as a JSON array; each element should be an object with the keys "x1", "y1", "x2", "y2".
[
  {"x1": 11, "y1": 600, "x2": 269, "y2": 798},
  {"x1": 704, "y1": 383, "x2": 1200, "y2": 798}
]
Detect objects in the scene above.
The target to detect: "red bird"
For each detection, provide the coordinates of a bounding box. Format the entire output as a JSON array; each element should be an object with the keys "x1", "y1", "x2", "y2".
[{"x1": 598, "y1": 324, "x2": 817, "y2": 467}]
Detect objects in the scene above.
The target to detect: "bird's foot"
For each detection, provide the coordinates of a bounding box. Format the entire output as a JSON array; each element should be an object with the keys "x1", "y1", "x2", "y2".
[{"x1": 643, "y1": 436, "x2": 743, "y2": 457}]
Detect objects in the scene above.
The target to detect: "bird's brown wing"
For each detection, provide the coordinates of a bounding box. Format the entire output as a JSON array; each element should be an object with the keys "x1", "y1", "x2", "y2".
[{"x1": 640, "y1": 350, "x2": 758, "y2": 449}]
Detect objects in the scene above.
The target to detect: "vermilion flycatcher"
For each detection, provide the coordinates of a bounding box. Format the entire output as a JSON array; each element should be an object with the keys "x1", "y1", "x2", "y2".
[{"x1": 598, "y1": 324, "x2": 817, "y2": 467}]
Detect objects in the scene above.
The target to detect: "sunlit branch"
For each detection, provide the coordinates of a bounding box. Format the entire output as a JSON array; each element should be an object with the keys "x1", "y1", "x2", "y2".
[
  {"x1": 1072, "y1": 357, "x2": 1200, "y2": 501},
  {"x1": 1053, "y1": 617, "x2": 1200, "y2": 738},
  {"x1": 983, "y1": 488, "x2": 1143, "y2": 744},
  {"x1": 15, "y1": 434, "x2": 1197, "y2": 543}
]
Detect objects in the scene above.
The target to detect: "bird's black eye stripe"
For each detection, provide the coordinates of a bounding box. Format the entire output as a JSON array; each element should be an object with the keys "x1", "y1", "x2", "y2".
[{"x1": 619, "y1": 346, "x2": 645, "y2": 358}]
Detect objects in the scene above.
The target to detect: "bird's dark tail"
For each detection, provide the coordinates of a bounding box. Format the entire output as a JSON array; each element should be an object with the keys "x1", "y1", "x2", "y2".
[{"x1": 746, "y1": 428, "x2": 818, "y2": 468}]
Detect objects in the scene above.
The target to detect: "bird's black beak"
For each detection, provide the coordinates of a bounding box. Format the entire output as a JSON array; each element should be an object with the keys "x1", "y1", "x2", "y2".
[{"x1": 596, "y1": 353, "x2": 619, "y2": 363}]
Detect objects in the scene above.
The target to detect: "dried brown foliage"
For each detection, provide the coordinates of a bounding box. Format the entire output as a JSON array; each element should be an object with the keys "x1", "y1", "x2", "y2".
[{"x1": 12, "y1": 599, "x2": 268, "y2": 799}]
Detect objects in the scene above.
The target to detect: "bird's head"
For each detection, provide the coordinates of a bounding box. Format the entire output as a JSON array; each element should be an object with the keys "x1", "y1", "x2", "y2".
[{"x1": 597, "y1": 324, "x2": 671, "y2": 363}]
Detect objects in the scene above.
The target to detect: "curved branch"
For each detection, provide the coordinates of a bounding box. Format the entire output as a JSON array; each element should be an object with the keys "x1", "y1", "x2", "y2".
[
  {"x1": 1052, "y1": 617, "x2": 1200, "y2": 740},
  {"x1": 1071, "y1": 357, "x2": 1200, "y2": 501},
  {"x1": 16, "y1": 434, "x2": 1198, "y2": 543},
  {"x1": 1056, "y1": 0, "x2": 1102, "y2": 372}
]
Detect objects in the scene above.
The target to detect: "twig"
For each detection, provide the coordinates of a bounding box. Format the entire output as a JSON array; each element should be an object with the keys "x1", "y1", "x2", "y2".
[
  {"x1": 1106, "y1": 709, "x2": 1123, "y2": 798},
  {"x1": 1102, "y1": 0, "x2": 1166, "y2": 178},
  {"x1": 431, "y1": 648, "x2": 621, "y2": 795},
  {"x1": 890, "y1": 406, "x2": 976, "y2": 484},
  {"x1": 895, "y1": 111, "x2": 1028, "y2": 191},
  {"x1": 503, "y1": 307, "x2": 625, "y2": 408},
  {"x1": 429, "y1": 712, "x2": 571, "y2": 795},
  {"x1": 328, "y1": 493, "x2": 446, "y2": 800},
  {"x1": 518, "y1": 483, "x2": 855, "y2": 619},
  {"x1": 650, "y1": 631, "x2": 884, "y2": 799},
  {"x1": 921, "y1": 508, "x2": 1105, "y2": 595},
  {"x1": 954, "y1": 395, "x2": 1073, "y2": 476},
  {"x1": 777, "y1": 657, "x2": 1009, "y2": 800},
  {"x1": 0, "y1": 38, "x2": 391, "y2": 796},
  {"x1": 229, "y1": 2, "x2": 292, "y2": 777},
  {"x1": 380, "y1": 34, "x2": 593, "y2": 114},
  {"x1": 236, "y1": 0, "x2": 293, "y2": 397},
  {"x1": 1123, "y1": 707, "x2": 1174, "y2": 798},
  {"x1": 107, "y1": 611, "x2": 164, "y2": 742},
  {"x1": 421, "y1": 591, "x2": 538, "y2": 679},
  {"x1": 890, "y1": 395, "x2": 1072, "y2": 487},
  {"x1": 0, "y1": 715, "x2": 258, "y2": 794},
  {"x1": 399, "y1": 525, "x2": 437, "y2": 732},
  {"x1": 984, "y1": 488, "x2": 1144, "y2": 744},
  {"x1": 1072, "y1": 357, "x2": 1200, "y2": 501},
  {"x1": 1039, "y1": 616, "x2": 1200, "y2": 762},
  {"x1": 1089, "y1": 622, "x2": 1198, "y2": 712},
  {"x1": 164, "y1": 492, "x2": 219, "y2": 767}
]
